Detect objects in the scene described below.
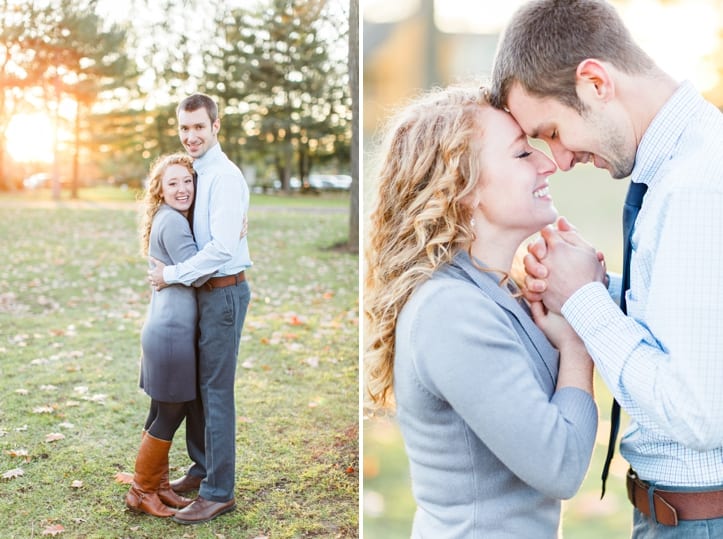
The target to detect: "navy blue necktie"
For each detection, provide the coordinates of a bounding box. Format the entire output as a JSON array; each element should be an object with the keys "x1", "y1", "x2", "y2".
[{"x1": 600, "y1": 181, "x2": 648, "y2": 498}]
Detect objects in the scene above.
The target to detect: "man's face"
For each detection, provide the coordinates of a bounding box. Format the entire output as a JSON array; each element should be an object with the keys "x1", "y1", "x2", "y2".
[
  {"x1": 178, "y1": 107, "x2": 220, "y2": 159},
  {"x1": 506, "y1": 82, "x2": 636, "y2": 179}
]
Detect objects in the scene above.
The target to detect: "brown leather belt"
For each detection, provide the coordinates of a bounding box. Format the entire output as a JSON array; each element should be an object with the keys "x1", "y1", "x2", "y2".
[
  {"x1": 626, "y1": 468, "x2": 723, "y2": 526},
  {"x1": 203, "y1": 271, "x2": 245, "y2": 291}
]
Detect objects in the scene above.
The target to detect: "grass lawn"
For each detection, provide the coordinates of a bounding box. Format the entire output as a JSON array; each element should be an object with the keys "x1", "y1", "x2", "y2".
[
  {"x1": 3, "y1": 186, "x2": 352, "y2": 210},
  {"x1": 0, "y1": 190, "x2": 358, "y2": 538}
]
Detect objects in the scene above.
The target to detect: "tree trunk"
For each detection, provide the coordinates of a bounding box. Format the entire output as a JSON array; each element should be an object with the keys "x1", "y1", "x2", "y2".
[{"x1": 347, "y1": 0, "x2": 359, "y2": 253}]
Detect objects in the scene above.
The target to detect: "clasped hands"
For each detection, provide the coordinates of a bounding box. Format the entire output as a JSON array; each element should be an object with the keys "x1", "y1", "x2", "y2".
[{"x1": 523, "y1": 216, "x2": 607, "y2": 314}]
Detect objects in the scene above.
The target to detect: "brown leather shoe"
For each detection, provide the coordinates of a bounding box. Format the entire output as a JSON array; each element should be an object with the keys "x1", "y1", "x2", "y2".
[
  {"x1": 169, "y1": 474, "x2": 203, "y2": 494},
  {"x1": 172, "y1": 496, "x2": 236, "y2": 525}
]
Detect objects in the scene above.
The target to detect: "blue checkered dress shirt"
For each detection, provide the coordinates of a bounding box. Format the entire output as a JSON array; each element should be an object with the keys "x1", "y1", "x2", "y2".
[{"x1": 562, "y1": 81, "x2": 723, "y2": 487}]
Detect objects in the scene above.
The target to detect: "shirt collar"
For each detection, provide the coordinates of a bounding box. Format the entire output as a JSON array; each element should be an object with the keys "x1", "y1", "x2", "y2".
[
  {"x1": 192, "y1": 142, "x2": 222, "y2": 173},
  {"x1": 632, "y1": 81, "x2": 702, "y2": 188}
]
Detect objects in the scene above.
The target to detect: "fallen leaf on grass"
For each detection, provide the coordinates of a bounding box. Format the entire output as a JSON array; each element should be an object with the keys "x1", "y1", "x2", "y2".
[
  {"x1": 6, "y1": 449, "x2": 29, "y2": 460},
  {"x1": 70, "y1": 480, "x2": 83, "y2": 488},
  {"x1": 33, "y1": 406, "x2": 55, "y2": 414},
  {"x1": 82, "y1": 394, "x2": 107, "y2": 404},
  {"x1": 45, "y1": 433, "x2": 65, "y2": 442},
  {"x1": 41, "y1": 524, "x2": 64, "y2": 536},
  {"x1": 15, "y1": 388, "x2": 29, "y2": 395},
  {"x1": 305, "y1": 357, "x2": 319, "y2": 368},
  {"x1": 114, "y1": 472, "x2": 133, "y2": 484},
  {"x1": 2, "y1": 468, "x2": 24, "y2": 480}
]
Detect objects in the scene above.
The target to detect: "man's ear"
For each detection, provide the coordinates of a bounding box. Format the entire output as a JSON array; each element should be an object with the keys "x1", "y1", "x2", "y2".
[{"x1": 575, "y1": 59, "x2": 615, "y2": 102}]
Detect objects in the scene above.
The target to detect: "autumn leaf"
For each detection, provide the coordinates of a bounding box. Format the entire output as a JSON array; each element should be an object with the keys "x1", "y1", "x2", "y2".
[
  {"x1": 114, "y1": 472, "x2": 133, "y2": 484},
  {"x1": 45, "y1": 433, "x2": 65, "y2": 443},
  {"x1": 2, "y1": 468, "x2": 24, "y2": 480},
  {"x1": 33, "y1": 405, "x2": 55, "y2": 414},
  {"x1": 70, "y1": 480, "x2": 83, "y2": 489},
  {"x1": 41, "y1": 524, "x2": 64, "y2": 536},
  {"x1": 6, "y1": 449, "x2": 29, "y2": 461},
  {"x1": 288, "y1": 314, "x2": 304, "y2": 326},
  {"x1": 305, "y1": 357, "x2": 320, "y2": 368}
]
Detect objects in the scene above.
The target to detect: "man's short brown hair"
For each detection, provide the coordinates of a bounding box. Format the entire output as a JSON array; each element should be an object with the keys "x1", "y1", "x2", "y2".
[{"x1": 490, "y1": 0, "x2": 654, "y2": 112}]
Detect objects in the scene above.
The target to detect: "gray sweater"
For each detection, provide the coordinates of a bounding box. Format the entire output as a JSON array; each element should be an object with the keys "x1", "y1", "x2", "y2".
[{"x1": 394, "y1": 251, "x2": 598, "y2": 538}]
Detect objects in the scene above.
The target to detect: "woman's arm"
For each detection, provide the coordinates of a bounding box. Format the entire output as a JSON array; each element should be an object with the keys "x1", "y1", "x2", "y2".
[{"x1": 410, "y1": 282, "x2": 597, "y2": 499}]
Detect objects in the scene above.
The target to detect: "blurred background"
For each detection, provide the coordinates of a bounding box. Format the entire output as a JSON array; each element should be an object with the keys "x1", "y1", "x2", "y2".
[
  {"x1": 0, "y1": 0, "x2": 352, "y2": 197},
  {"x1": 362, "y1": 1, "x2": 723, "y2": 538}
]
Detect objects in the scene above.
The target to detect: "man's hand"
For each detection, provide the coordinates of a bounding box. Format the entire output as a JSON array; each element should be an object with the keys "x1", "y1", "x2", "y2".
[
  {"x1": 148, "y1": 257, "x2": 168, "y2": 291},
  {"x1": 523, "y1": 217, "x2": 606, "y2": 313},
  {"x1": 521, "y1": 216, "x2": 576, "y2": 302}
]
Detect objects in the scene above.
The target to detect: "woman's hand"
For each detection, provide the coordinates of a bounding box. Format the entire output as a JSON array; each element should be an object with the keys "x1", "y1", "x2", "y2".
[
  {"x1": 531, "y1": 300, "x2": 594, "y2": 394},
  {"x1": 529, "y1": 300, "x2": 583, "y2": 353}
]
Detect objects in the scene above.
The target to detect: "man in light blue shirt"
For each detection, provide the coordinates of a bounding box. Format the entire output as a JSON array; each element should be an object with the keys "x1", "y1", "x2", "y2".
[
  {"x1": 149, "y1": 93, "x2": 251, "y2": 524},
  {"x1": 491, "y1": 1, "x2": 723, "y2": 537}
]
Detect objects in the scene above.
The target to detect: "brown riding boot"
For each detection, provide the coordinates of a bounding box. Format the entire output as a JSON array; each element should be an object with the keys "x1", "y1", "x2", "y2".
[
  {"x1": 158, "y1": 471, "x2": 194, "y2": 509},
  {"x1": 138, "y1": 429, "x2": 193, "y2": 509},
  {"x1": 125, "y1": 433, "x2": 176, "y2": 517}
]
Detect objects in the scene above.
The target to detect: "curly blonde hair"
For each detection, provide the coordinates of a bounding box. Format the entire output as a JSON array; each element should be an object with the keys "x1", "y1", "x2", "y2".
[
  {"x1": 139, "y1": 153, "x2": 195, "y2": 256},
  {"x1": 364, "y1": 86, "x2": 492, "y2": 409}
]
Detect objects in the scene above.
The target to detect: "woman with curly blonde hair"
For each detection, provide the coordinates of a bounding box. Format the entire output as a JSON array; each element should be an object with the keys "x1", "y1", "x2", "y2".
[
  {"x1": 364, "y1": 86, "x2": 598, "y2": 537},
  {"x1": 127, "y1": 153, "x2": 206, "y2": 518}
]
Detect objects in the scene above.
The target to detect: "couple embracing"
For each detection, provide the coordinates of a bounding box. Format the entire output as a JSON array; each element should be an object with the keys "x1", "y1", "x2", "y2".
[
  {"x1": 365, "y1": 1, "x2": 723, "y2": 538},
  {"x1": 126, "y1": 93, "x2": 251, "y2": 525}
]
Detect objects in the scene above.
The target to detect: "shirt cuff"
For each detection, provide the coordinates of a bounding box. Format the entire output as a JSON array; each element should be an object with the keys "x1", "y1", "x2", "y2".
[
  {"x1": 162, "y1": 265, "x2": 178, "y2": 285},
  {"x1": 561, "y1": 281, "x2": 630, "y2": 376}
]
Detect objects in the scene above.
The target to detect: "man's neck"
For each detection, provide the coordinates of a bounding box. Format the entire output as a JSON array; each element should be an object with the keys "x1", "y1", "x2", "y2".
[{"x1": 618, "y1": 69, "x2": 679, "y2": 146}]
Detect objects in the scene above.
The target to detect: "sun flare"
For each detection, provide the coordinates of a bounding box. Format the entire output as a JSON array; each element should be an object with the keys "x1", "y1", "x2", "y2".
[{"x1": 6, "y1": 113, "x2": 55, "y2": 163}]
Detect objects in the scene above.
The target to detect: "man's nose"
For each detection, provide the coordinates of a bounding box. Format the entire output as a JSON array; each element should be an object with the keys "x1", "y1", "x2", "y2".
[{"x1": 550, "y1": 143, "x2": 576, "y2": 172}]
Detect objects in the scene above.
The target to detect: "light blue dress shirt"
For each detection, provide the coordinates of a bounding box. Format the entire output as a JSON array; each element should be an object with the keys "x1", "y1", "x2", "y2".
[
  {"x1": 562, "y1": 81, "x2": 723, "y2": 487},
  {"x1": 163, "y1": 143, "x2": 252, "y2": 285}
]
